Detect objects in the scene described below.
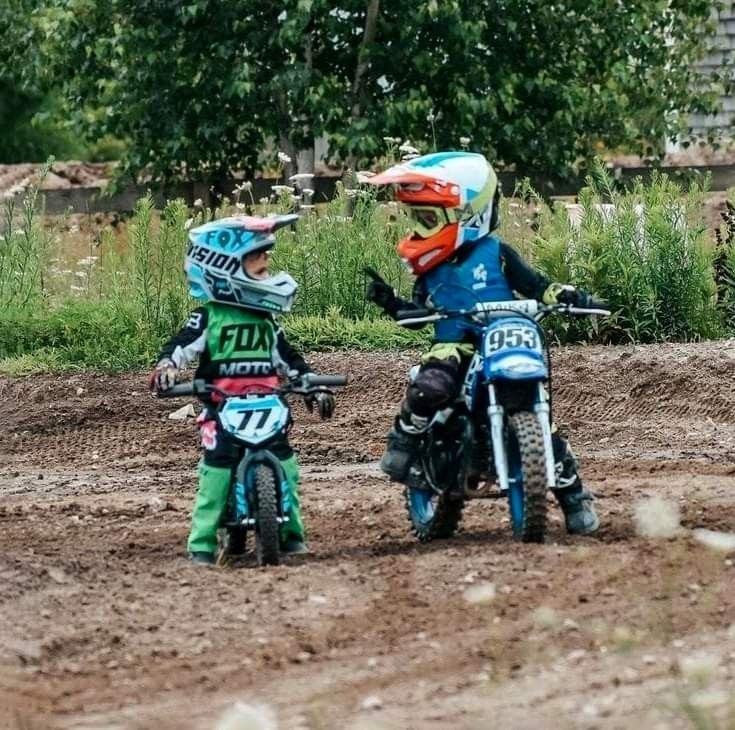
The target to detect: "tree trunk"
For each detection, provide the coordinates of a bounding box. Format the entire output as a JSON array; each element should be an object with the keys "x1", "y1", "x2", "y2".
[{"x1": 346, "y1": 0, "x2": 380, "y2": 170}]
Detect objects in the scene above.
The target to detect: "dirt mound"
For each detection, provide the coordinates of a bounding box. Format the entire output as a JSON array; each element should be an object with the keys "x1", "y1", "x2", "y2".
[{"x1": 2, "y1": 343, "x2": 735, "y2": 729}]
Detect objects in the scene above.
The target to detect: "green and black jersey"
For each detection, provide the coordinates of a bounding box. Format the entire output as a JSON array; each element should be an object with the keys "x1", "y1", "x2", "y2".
[{"x1": 158, "y1": 302, "x2": 309, "y2": 383}]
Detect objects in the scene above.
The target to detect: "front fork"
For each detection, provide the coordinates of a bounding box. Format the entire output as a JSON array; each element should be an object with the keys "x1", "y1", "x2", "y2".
[{"x1": 487, "y1": 382, "x2": 557, "y2": 492}]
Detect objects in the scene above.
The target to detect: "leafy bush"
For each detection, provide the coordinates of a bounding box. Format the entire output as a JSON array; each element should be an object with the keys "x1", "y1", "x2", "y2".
[{"x1": 530, "y1": 164, "x2": 721, "y2": 344}]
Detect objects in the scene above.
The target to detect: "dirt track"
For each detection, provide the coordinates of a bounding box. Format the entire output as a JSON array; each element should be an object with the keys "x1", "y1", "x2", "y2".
[{"x1": 2, "y1": 343, "x2": 735, "y2": 730}]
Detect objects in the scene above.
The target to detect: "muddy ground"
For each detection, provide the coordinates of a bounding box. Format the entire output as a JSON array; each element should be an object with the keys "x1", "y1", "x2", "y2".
[{"x1": 2, "y1": 343, "x2": 735, "y2": 730}]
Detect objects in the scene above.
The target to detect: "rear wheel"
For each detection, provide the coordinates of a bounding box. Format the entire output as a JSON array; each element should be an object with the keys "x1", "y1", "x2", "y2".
[
  {"x1": 254, "y1": 465, "x2": 280, "y2": 566},
  {"x1": 507, "y1": 411, "x2": 547, "y2": 543}
]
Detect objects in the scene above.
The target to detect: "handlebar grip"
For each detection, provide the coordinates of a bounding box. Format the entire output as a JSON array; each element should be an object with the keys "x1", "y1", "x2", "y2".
[
  {"x1": 157, "y1": 379, "x2": 208, "y2": 397},
  {"x1": 302, "y1": 374, "x2": 348, "y2": 387},
  {"x1": 157, "y1": 382, "x2": 195, "y2": 397},
  {"x1": 396, "y1": 308, "x2": 433, "y2": 320}
]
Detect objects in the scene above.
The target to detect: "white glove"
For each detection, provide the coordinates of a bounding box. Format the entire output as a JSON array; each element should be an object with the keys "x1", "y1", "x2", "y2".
[{"x1": 149, "y1": 358, "x2": 179, "y2": 392}]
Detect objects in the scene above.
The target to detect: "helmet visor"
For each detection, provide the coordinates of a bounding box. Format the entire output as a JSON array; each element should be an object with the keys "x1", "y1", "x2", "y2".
[{"x1": 408, "y1": 205, "x2": 450, "y2": 239}]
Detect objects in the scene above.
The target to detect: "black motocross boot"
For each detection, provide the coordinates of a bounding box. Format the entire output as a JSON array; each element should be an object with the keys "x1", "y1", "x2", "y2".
[
  {"x1": 380, "y1": 418, "x2": 421, "y2": 482},
  {"x1": 552, "y1": 438, "x2": 599, "y2": 535}
]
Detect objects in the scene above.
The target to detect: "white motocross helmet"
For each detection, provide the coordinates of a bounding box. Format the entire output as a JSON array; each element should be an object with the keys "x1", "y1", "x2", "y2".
[{"x1": 185, "y1": 214, "x2": 299, "y2": 313}]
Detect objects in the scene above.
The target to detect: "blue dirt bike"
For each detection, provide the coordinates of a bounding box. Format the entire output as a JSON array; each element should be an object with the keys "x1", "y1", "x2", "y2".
[
  {"x1": 160, "y1": 373, "x2": 347, "y2": 565},
  {"x1": 395, "y1": 298, "x2": 608, "y2": 543}
]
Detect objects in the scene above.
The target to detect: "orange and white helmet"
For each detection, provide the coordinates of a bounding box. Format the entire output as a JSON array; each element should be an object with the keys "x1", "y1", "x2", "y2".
[{"x1": 366, "y1": 151, "x2": 499, "y2": 274}]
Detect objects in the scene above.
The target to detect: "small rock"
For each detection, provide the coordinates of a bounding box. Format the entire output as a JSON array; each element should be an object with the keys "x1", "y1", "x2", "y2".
[
  {"x1": 75, "y1": 387, "x2": 85, "y2": 396},
  {"x1": 168, "y1": 403, "x2": 196, "y2": 420},
  {"x1": 567, "y1": 649, "x2": 587, "y2": 664},
  {"x1": 47, "y1": 567, "x2": 69, "y2": 584},
  {"x1": 308, "y1": 594, "x2": 327, "y2": 605},
  {"x1": 361, "y1": 695, "x2": 383, "y2": 711},
  {"x1": 562, "y1": 618, "x2": 580, "y2": 632},
  {"x1": 10, "y1": 639, "x2": 42, "y2": 663},
  {"x1": 462, "y1": 582, "x2": 496, "y2": 605},
  {"x1": 147, "y1": 496, "x2": 169, "y2": 513},
  {"x1": 642, "y1": 654, "x2": 656, "y2": 665}
]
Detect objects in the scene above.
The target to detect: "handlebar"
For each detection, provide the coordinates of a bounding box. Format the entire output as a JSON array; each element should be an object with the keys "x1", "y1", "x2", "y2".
[
  {"x1": 157, "y1": 374, "x2": 348, "y2": 399},
  {"x1": 395, "y1": 299, "x2": 610, "y2": 326},
  {"x1": 300, "y1": 373, "x2": 349, "y2": 388}
]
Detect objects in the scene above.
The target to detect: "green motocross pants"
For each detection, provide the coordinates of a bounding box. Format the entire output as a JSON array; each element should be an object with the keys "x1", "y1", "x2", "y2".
[{"x1": 187, "y1": 456, "x2": 304, "y2": 555}]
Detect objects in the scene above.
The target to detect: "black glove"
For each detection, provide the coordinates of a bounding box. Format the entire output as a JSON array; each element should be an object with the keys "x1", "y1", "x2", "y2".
[
  {"x1": 364, "y1": 267, "x2": 397, "y2": 311},
  {"x1": 304, "y1": 392, "x2": 335, "y2": 419},
  {"x1": 553, "y1": 284, "x2": 594, "y2": 308}
]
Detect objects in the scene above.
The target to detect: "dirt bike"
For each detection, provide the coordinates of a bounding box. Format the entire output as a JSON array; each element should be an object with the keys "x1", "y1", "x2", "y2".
[
  {"x1": 159, "y1": 373, "x2": 347, "y2": 566},
  {"x1": 395, "y1": 298, "x2": 609, "y2": 543}
]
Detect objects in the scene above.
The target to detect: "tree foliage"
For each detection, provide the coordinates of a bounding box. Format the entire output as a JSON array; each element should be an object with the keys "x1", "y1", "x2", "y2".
[
  {"x1": 28, "y1": 0, "x2": 731, "y2": 180},
  {"x1": 0, "y1": 0, "x2": 86, "y2": 162}
]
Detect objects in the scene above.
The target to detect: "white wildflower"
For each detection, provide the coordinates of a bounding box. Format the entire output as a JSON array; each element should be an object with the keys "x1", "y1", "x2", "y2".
[
  {"x1": 289, "y1": 173, "x2": 314, "y2": 183},
  {"x1": 383, "y1": 136, "x2": 401, "y2": 144},
  {"x1": 427, "y1": 109, "x2": 436, "y2": 123},
  {"x1": 401, "y1": 153, "x2": 420, "y2": 161},
  {"x1": 184, "y1": 218, "x2": 194, "y2": 230},
  {"x1": 277, "y1": 151, "x2": 292, "y2": 165},
  {"x1": 271, "y1": 185, "x2": 295, "y2": 195},
  {"x1": 259, "y1": 197, "x2": 270, "y2": 205},
  {"x1": 633, "y1": 496, "x2": 681, "y2": 539},
  {"x1": 323, "y1": 215, "x2": 352, "y2": 223},
  {"x1": 193, "y1": 198, "x2": 204, "y2": 208},
  {"x1": 215, "y1": 701, "x2": 277, "y2": 730},
  {"x1": 692, "y1": 528, "x2": 735, "y2": 553},
  {"x1": 239, "y1": 181, "x2": 252, "y2": 192},
  {"x1": 235, "y1": 202, "x2": 246, "y2": 210},
  {"x1": 459, "y1": 136, "x2": 471, "y2": 147},
  {"x1": 399, "y1": 141, "x2": 420, "y2": 155},
  {"x1": 462, "y1": 582, "x2": 496, "y2": 605}
]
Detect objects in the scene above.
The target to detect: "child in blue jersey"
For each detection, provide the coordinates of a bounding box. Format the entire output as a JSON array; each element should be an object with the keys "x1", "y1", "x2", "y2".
[{"x1": 365, "y1": 152, "x2": 599, "y2": 535}]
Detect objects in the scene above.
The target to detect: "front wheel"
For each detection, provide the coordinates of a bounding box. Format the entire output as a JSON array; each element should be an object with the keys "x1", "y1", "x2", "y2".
[
  {"x1": 253, "y1": 464, "x2": 280, "y2": 566},
  {"x1": 404, "y1": 486, "x2": 464, "y2": 542},
  {"x1": 507, "y1": 411, "x2": 548, "y2": 543}
]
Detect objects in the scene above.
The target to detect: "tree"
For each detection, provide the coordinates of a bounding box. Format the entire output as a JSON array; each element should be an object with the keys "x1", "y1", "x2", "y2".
[
  {"x1": 0, "y1": 0, "x2": 85, "y2": 162},
  {"x1": 36, "y1": 0, "x2": 728, "y2": 181}
]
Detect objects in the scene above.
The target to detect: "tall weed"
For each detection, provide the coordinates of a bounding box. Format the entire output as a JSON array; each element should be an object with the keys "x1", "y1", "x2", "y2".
[
  {"x1": 127, "y1": 195, "x2": 191, "y2": 337},
  {"x1": 0, "y1": 160, "x2": 55, "y2": 307},
  {"x1": 527, "y1": 164, "x2": 721, "y2": 344}
]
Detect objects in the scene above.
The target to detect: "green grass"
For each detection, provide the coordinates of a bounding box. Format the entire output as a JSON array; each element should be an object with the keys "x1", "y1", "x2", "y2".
[{"x1": 0, "y1": 162, "x2": 733, "y2": 374}]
